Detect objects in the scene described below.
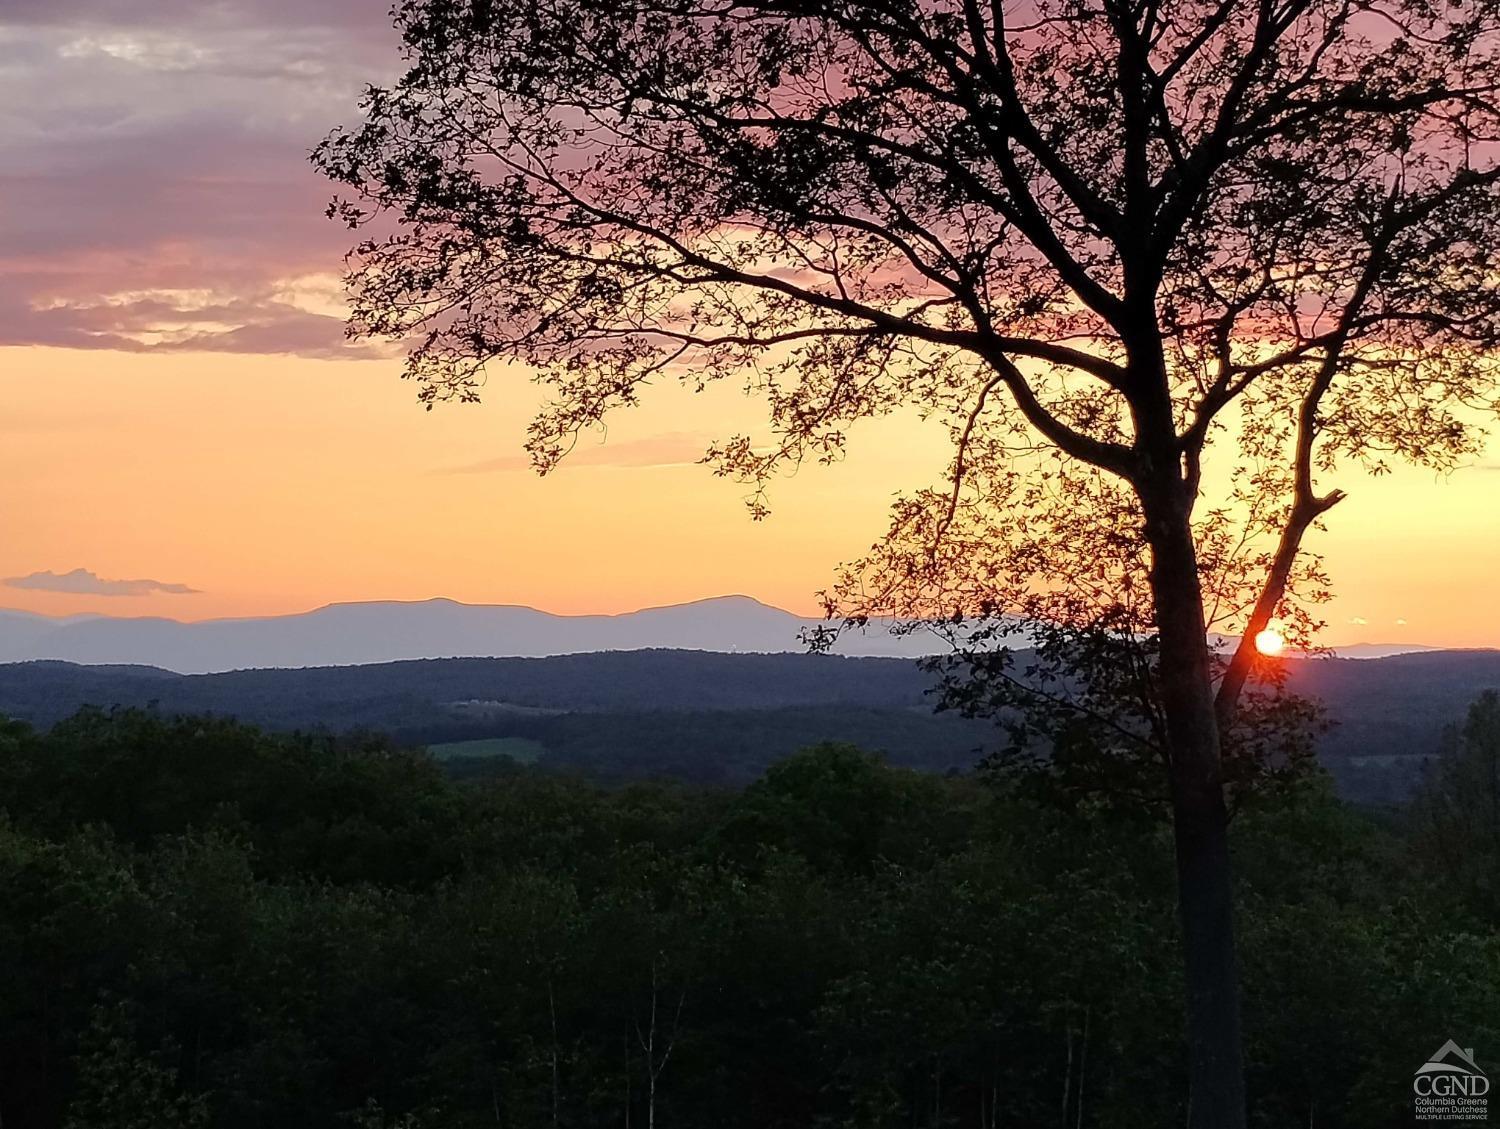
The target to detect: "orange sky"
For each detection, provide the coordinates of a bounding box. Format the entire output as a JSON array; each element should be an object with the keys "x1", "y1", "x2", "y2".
[{"x1": 3, "y1": 343, "x2": 1498, "y2": 647}]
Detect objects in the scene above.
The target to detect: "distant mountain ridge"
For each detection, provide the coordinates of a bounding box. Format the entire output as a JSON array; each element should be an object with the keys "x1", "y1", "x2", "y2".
[
  {"x1": 0, "y1": 597, "x2": 1446, "y2": 674},
  {"x1": 0, "y1": 596, "x2": 944, "y2": 673}
]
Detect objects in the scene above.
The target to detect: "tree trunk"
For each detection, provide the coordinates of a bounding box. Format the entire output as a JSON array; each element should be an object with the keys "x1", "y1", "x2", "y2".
[
  {"x1": 548, "y1": 978, "x2": 560, "y2": 1129},
  {"x1": 1144, "y1": 487, "x2": 1247, "y2": 1129}
]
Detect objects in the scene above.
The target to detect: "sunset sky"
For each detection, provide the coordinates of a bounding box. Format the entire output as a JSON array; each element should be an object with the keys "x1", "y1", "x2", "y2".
[{"x1": 2, "y1": 1, "x2": 1497, "y2": 646}]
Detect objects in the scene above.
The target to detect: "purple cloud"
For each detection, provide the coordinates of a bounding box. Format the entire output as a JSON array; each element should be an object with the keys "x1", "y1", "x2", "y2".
[
  {"x1": 0, "y1": 1, "x2": 398, "y2": 357},
  {"x1": 4, "y1": 567, "x2": 201, "y2": 597}
]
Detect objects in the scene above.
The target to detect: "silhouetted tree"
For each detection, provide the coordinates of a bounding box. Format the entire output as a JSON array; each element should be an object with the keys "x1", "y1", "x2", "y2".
[{"x1": 316, "y1": 2, "x2": 1500, "y2": 1123}]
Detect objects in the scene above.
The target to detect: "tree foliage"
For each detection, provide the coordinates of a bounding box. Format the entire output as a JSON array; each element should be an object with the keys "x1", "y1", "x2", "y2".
[
  {"x1": 1410, "y1": 689, "x2": 1500, "y2": 922},
  {"x1": 0, "y1": 709, "x2": 1497, "y2": 1128}
]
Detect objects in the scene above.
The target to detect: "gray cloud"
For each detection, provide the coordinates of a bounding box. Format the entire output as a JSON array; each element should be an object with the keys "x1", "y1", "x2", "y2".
[
  {"x1": 0, "y1": 4, "x2": 399, "y2": 357},
  {"x1": 4, "y1": 568, "x2": 202, "y2": 596},
  {"x1": 0, "y1": 0, "x2": 389, "y2": 35}
]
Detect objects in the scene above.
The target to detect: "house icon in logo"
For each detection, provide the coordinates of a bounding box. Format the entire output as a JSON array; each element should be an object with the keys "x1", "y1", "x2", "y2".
[{"x1": 1418, "y1": 1041, "x2": 1487, "y2": 1079}]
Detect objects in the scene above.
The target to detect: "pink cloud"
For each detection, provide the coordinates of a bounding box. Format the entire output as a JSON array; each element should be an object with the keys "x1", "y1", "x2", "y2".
[{"x1": 442, "y1": 433, "x2": 712, "y2": 474}]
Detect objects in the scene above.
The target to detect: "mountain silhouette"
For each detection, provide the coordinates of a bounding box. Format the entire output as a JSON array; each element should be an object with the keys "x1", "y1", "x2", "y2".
[
  {"x1": 0, "y1": 598, "x2": 1450, "y2": 674},
  {"x1": 0, "y1": 596, "x2": 946, "y2": 673}
]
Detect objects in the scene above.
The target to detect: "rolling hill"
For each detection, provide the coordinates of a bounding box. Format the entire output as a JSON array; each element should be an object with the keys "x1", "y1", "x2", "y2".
[{"x1": 1, "y1": 647, "x2": 1497, "y2": 801}]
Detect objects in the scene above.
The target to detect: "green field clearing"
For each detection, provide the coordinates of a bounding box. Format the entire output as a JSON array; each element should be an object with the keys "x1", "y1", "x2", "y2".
[{"x1": 427, "y1": 737, "x2": 546, "y2": 763}]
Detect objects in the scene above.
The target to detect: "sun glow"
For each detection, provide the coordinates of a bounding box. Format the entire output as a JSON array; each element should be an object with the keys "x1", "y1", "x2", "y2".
[{"x1": 1254, "y1": 629, "x2": 1286, "y2": 657}]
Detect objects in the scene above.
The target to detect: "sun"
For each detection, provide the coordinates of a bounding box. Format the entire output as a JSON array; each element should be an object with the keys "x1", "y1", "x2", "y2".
[{"x1": 1254, "y1": 629, "x2": 1286, "y2": 657}]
